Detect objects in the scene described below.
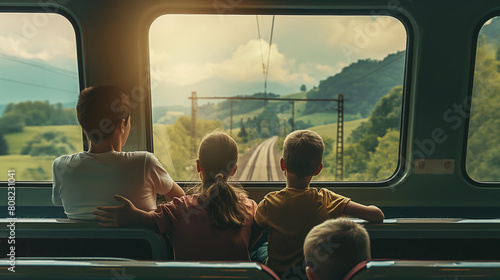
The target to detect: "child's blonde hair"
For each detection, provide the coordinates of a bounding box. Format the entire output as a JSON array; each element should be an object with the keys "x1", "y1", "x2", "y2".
[
  {"x1": 283, "y1": 130, "x2": 324, "y2": 178},
  {"x1": 194, "y1": 130, "x2": 248, "y2": 230},
  {"x1": 303, "y1": 218, "x2": 370, "y2": 280}
]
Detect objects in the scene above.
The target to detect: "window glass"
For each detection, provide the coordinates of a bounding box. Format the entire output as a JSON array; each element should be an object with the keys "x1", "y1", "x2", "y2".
[
  {"x1": 150, "y1": 15, "x2": 407, "y2": 182},
  {"x1": 0, "y1": 13, "x2": 80, "y2": 181},
  {"x1": 467, "y1": 16, "x2": 500, "y2": 182}
]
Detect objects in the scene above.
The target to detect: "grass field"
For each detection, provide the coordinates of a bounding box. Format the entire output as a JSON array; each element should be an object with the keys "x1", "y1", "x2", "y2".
[
  {"x1": 295, "y1": 112, "x2": 337, "y2": 126},
  {"x1": 309, "y1": 118, "x2": 367, "y2": 140},
  {"x1": 1, "y1": 125, "x2": 82, "y2": 181},
  {"x1": 4, "y1": 125, "x2": 82, "y2": 154},
  {"x1": 0, "y1": 154, "x2": 55, "y2": 181}
]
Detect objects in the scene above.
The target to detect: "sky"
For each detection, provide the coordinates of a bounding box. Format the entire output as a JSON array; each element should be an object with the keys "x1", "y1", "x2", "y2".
[
  {"x1": 150, "y1": 15, "x2": 406, "y2": 106},
  {"x1": 0, "y1": 13, "x2": 79, "y2": 105},
  {"x1": 0, "y1": 13, "x2": 407, "y2": 108}
]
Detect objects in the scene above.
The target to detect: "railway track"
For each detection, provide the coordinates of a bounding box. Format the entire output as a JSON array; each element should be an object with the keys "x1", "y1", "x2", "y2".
[{"x1": 238, "y1": 136, "x2": 281, "y2": 181}]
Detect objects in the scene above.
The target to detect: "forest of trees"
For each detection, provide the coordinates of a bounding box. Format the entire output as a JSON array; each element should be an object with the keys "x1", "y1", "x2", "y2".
[
  {"x1": 0, "y1": 101, "x2": 78, "y2": 157},
  {"x1": 324, "y1": 16, "x2": 500, "y2": 181},
  {"x1": 154, "y1": 116, "x2": 224, "y2": 180},
  {"x1": 466, "y1": 18, "x2": 500, "y2": 181},
  {"x1": 341, "y1": 86, "x2": 402, "y2": 181},
  {"x1": 0, "y1": 101, "x2": 77, "y2": 134},
  {"x1": 0, "y1": 132, "x2": 7, "y2": 155}
]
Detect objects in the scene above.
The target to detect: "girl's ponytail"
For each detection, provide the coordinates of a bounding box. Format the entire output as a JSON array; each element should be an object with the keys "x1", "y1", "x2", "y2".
[
  {"x1": 203, "y1": 172, "x2": 245, "y2": 229},
  {"x1": 196, "y1": 131, "x2": 248, "y2": 230}
]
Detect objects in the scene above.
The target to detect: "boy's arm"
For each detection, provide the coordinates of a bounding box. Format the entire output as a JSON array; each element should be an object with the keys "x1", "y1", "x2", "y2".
[
  {"x1": 164, "y1": 182, "x2": 185, "y2": 200},
  {"x1": 250, "y1": 199, "x2": 268, "y2": 249},
  {"x1": 250, "y1": 220, "x2": 266, "y2": 249},
  {"x1": 93, "y1": 195, "x2": 157, "y2": 229},
  {"x1": 343, "y1": 201, "x2": 385, "y2": 223}
]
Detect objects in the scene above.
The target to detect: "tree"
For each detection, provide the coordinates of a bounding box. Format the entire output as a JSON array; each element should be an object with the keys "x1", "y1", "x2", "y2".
[
  {"x1": 0, "y1": 101, "x2": 77, "y2": 127},
  {"x1": 155, "y1": 116, "x2": 224, "y2": 179},
  {"x1": 343, "y1": 86, "x2": 402, "y2": 180},
  {"x1": 21, "y1": 132, "x2": 76, "y2": 156},
  {"x1": 300, "y1": 84, "x2": 307, "y2": 92},
  {"x1": 466, "y1": 38, "x2": 500, "y2": 180},
  {"x1": 0, "y1": 132, "x2": 8, "y2": 155},
  {"x1": 0, "y1": 113, "x2": 24, "y2": 134},
  {"x1": 365, "y1": 130, "x2": 399, "y2": 180},
  {"x1": 238, "y1": 118, "x2": 248, "y2": 143}
]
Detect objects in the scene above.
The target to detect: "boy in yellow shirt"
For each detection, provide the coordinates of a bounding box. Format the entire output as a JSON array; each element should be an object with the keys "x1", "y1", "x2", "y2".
[{"x1": 253, "y1": 130, "x2": 384, "y2": 278}]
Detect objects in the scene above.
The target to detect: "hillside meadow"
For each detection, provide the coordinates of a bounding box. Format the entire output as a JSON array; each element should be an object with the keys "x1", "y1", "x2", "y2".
[
  {"x1": 2, "y1": 117, "x2": 364, "y2": 182},
  {"x1": 1, "y1": 125, "x2": 82, "y2": 181}
]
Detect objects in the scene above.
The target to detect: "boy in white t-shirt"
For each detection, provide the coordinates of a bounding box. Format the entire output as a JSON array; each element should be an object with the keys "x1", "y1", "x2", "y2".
[{"x1": 52, "y1": 85, "x2": 184, "y2": 219}]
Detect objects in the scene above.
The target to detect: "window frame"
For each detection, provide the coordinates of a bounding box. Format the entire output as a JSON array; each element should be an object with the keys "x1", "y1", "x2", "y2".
[
  {"x1": 0, "y1": 7, "x2": 85, "y2": 188},
  {"x1": 146, "y1": 8, "x2": 413, "y2": 188},
  {"x1": 463, "y1": 12, "x2": 500, "y2": 187}
]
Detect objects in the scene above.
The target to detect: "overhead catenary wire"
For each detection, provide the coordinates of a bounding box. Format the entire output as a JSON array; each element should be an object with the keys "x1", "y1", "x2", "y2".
[
  {"x1": 256, "y1": 15, "x2": 266, "y2": 85},
  {"x1": 255, "y1": 15, "x2": 276, "y2": 96}
]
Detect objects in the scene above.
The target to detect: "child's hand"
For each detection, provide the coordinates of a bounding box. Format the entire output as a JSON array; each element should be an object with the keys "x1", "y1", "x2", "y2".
[{"x1": 93, "y1": 195, "x2": 143, "y2": 227}]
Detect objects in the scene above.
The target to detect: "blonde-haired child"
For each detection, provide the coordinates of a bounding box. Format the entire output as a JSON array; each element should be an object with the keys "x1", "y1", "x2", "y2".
[{"x1": 304, "y1": 218, "x2": 370, "y2": 280}]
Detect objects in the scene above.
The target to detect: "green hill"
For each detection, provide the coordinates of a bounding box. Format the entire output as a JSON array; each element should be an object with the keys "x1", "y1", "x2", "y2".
[{"x1": 304, "y1": 51, "x2": 405, "y2": 119}]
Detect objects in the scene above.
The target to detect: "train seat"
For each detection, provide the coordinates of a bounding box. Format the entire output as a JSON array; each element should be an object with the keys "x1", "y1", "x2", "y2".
[
  {"x1": 0, "y1": 218, "x2": 168, "y2": 260},
  {"x1": 344, "y1": 260, "x2": 500, "y2": 280},
  {"x1": 362, "y1": 218, "x2": 500, "y2": 260},
  {"x1": 0, "y1": 259, "x2": 280, "y2": 280}
]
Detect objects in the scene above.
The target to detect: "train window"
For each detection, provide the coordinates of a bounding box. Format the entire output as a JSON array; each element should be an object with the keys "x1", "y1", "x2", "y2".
[
  {"x1": 150, "y1": 14, "x2": 407, "y2": 182},
  {"x1": 0, "y1": 13, "x2": 80, "y2": 182},
  {"x1": 467, "y1": 16, "x2": 500, "y2": 182}
]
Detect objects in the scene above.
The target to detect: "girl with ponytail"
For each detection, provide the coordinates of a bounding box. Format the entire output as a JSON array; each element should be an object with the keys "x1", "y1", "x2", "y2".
[{"x1": 94, "y1": 131, "x2": 258, "y2": 261}]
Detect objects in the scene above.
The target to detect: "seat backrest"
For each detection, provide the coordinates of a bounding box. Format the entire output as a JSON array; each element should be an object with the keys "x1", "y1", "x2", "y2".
[
  {"x1": 347, "y1": 260, "x2": 500, "y2": 280},
  {"x1": 0, "y1": 218, "x2": 168, "y2": 260},
  {"x1": 0, "y1": 259, "x2": 280, "y2": 280},
  {"x1": 343, "y1": 260, "x2": 370, "y2": 280}
]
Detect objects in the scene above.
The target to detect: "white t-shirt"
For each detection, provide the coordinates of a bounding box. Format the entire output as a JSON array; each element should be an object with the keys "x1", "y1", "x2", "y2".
[{"x1": 52, "y1": 151, "x2": 174, "y2": 220}]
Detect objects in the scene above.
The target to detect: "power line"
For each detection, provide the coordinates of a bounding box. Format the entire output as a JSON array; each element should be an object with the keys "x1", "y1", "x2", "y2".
[
  {"x1": 265, "y1": 15, "x2": 276, "y2": 95},
  {"x1": 0, "y1": 54, "x2": 78, "y2": 79},
  {"x1": 255, "y1": 15, "x2": 276, "y2": 95},
  {"x1": 256, "y1": 15, "x2": 266, "y2": 85},
  {"x1": 0, "y1": 77, "x2": 77, "y2": 94}
]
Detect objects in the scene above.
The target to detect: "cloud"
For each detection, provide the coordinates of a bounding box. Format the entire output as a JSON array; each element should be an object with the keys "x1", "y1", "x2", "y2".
[
  {"x1": 326, "y1": 17, "x2": 406, "y2": 63},
  {"x1": 0, "y1": 13, "x2": 77, "y2": 63},
  {"x1": 0, "y1": 35, "x2": 53, "y2": 60},
  {"x1": 149, "y1": 14, "x2": 407, "y2": 97},
  {"x1": 152, "y1": 39, "x2": 317, "y2": 86},
  {"x1": 315, "y1": 64, "x2": 336, "y2": 74}
]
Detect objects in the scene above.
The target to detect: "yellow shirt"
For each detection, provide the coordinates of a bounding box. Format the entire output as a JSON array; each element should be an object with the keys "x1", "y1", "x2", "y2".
[{"x1": 254, "y1": 187, "x2": 350, "y2": 273}]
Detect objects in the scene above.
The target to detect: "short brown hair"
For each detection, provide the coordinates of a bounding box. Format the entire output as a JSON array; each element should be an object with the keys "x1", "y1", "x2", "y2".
[
  {"x1": 76, "y1": 85, "x2": 130, "y2": 144},
  {"x1": 283, "y1": 130, "x2": 324, "y2": 177},
  {"x1": 304, "y1": 218, "x2": 370, "y2": 280}
]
